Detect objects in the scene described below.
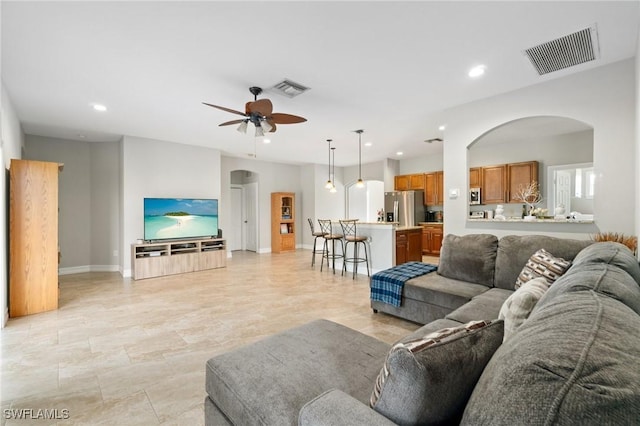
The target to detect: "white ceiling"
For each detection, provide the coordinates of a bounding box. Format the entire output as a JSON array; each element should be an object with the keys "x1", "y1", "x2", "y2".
[{"x1": 2, "y1": 1, "x2": 638, "y2": 166}]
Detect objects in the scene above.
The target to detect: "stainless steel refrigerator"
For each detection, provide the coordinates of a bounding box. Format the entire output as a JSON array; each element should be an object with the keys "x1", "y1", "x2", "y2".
[{"x1": 384, "y1": 191, "x2": 425, "y2": 227}]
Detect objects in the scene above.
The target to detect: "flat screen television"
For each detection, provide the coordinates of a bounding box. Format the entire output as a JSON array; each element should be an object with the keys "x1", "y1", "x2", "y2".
[{"x1": 144, "y1": 198, "x2": 218, "y2": 241}]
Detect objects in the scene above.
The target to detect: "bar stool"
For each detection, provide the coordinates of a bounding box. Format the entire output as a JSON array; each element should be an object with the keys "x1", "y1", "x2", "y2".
[
  {"x1": 339, "y1": 219, "x2": 370, "y2": 279},
  {"x1": 318, "y1": 219, "x2": 344, "y2": 274},
  {"x1": 307, "y1": 218, "x2": 326, "y2": 267}
]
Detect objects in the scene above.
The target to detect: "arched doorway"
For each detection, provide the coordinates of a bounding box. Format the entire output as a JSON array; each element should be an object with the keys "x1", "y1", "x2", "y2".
[{"x1": 230, "y1": 170, "x2": 259, "y2": 252}]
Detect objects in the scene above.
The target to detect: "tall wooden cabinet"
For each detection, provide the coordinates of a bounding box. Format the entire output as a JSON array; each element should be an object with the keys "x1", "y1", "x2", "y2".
[
  {"x1": 9, "y1": 159, "x2": 61, "y2": 317},
  {"x1": 271, "y1": 192, "x2": 296, "y2": 253},
  {"x1": 424, "y1": 171, "x2": 444, "y2": 205}
]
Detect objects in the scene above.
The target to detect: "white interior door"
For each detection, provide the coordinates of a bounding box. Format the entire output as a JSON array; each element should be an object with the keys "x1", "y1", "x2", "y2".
[
  {"x1": 230, "y1": 187, "x2": 243, "y2": 251},
  {"x1": 244, "y1": 182, "x2": 258, "y2": 252},
  {"x1": 555, "y1": 170, "x2": 571, "y2": 212}
]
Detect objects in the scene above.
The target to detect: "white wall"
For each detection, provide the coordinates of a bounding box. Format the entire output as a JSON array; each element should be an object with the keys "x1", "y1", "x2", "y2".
[
  {"x1": 636, "y1": 21, "x2": 640, "y2": 251},
  {"x1": 220, "y1": 156, "x2": 303, "y2": 253},
  {"x1": 1, "y1": 82, "x2": 25, "y2": 328},
  {"x1": 399, "y1": 154, "x2": 443, "y2": 175},
  {"x1": 442, "y1": 59, "x2": 635, "y2": 239},
  {"x1": 121, "y1": 136, "x2": 221, "y2": 275}
]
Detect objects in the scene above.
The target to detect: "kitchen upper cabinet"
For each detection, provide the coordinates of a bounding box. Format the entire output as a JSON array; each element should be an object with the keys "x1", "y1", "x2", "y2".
[
  {"x1": 424, "y1": 171, "x2": 444, "y2": 205},
  {"x1": 481, "y1": 165, "x2": 506, "y2": 204},
  {"x1": 469, "y1": 167, "x2": 481, "y2": 187},
  {"x1": 394, "y1": 173, "x2": 424, "y2": 191},
  {"x1": 507, "y1": 161, "x2": 539, "y2": 203}
]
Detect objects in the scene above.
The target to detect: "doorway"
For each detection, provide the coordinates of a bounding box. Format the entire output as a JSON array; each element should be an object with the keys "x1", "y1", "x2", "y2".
[{"x1": 230, "y1": 170, "x2": 259, "y2": 252}]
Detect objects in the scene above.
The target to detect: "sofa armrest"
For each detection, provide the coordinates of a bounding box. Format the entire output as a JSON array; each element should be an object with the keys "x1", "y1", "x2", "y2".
[{"x1": 299, "y1": 389, "x2": 397, "y2": 426}]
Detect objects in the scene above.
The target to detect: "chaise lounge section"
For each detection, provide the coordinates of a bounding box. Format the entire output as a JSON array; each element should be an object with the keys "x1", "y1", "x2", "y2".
[{"x1": 204, "y1": 237, "x2": 640, "y2": 425}]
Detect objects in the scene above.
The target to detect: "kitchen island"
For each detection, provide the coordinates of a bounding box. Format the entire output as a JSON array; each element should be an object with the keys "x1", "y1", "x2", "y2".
[{"x1": 324, "y1": 221, "x2": 423, "y2": 275}]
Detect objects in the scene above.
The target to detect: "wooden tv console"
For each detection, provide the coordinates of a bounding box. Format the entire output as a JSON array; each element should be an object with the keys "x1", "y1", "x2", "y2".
[{"x1": 131, "y1": 238, "x2": 226, "y2": 280}]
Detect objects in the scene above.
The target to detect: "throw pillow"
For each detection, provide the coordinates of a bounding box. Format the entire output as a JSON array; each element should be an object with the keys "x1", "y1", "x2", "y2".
[
  {"x1": 370, "y1": 319, "x2": 504, "y2": 425},
  {"x1": 499, "y1": 277, "x2": 550, "y2": 341},
  {"x1": 515, "y1": 248, "x2": 571, "y2": 289}
]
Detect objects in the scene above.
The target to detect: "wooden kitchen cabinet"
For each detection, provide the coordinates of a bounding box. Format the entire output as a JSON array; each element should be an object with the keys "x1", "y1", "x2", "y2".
[
  {"x1": 422, "y1": 224, "x2": 443, "y2": 256},
  {"x1": 394, "y1": 173, "x2": 425, "y2": 191},
  {"x1": 396, "y1": 228, "x2": 422, "y2": 265},
  {"x1": 481, "y1": 165, "x2": 507, "y2": 204},
  {"x1": 424, "y1": 171, "x2": 444, "y2": 205},
  {"x1": 469, "y1": 167, "x2": 481, "y2": 187},
  {"x1": 507, "y1": 161, "x2": 539, "y2": 203}
]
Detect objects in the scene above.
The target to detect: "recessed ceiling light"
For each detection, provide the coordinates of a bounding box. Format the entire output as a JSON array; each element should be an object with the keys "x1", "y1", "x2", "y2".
[
  {"x1": 263, "y1": 139, "x2": 271, "y2": 144},
  {"x1": 364, "y1": 142, "x2": 372, "y2": 147},
  {"x1": 92, "y1": 103, "x2": 107, "y2": 112},
  {"x1": 396, "y1": 151, "x2": 403, "y2": 156},
  {"x1": 438, "y1": 125, "x2": 446, "y2": 131},
  {"x1": 468, "y1": 65, "x2": 486, "y2": 78}
]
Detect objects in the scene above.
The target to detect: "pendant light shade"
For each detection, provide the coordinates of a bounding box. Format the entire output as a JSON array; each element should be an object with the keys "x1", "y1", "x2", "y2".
[
  {"x1": 324, "y1": 139, "x2": 333, "y2": 189},
  {"x1": 355, "y1": 129, "x2": 365, "y2": 188},
  {"x1": 330, "y1": 147, "x2": 337, "y2": 193}
]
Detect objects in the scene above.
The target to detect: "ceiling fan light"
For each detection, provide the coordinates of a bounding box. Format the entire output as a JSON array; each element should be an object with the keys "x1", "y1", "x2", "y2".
[
  {"x1": 260, "y1": 120, "x2": 273, "y2": 133},
  {"x1": 255, "y1": 126, "x2": 264, "y2": 137},
  {"x1": 237, "y1": 121, "x2": 248, "y2": 134}
]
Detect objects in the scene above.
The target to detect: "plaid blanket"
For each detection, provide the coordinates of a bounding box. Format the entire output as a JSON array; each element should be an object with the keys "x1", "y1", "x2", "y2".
[{"x1": 370, "y1": 262, "x2": 438, "y2": 307}]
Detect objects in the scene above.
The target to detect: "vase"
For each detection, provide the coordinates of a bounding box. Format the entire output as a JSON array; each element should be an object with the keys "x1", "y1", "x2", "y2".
[{"x1": 523, "y1": 215, "x2": 536, "y2": 222}]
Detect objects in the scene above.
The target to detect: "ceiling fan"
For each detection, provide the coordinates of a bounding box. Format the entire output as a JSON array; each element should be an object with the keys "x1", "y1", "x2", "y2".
[{"x1": 203, "y1": 86, "x2": 307, "y2": 137}]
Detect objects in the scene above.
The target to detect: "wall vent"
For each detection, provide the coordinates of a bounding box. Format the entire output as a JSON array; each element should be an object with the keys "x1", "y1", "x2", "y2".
[
  {"x1": 524, "y1": 25, "x2": 599, "y2": 75},
  {"x1": 269, "y1": 79, "x2": 310, "y2": 98}
]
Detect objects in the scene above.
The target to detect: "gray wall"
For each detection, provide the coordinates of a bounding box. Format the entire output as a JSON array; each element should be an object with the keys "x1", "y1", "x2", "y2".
[{"x1": 24, "y1": 135, "x2": 120, "y2": 272}]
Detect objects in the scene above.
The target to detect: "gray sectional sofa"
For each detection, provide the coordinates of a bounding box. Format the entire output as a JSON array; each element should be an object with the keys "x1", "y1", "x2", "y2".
[{"x1": 205, "y1": 235, "x2": 640, "y2": 425}]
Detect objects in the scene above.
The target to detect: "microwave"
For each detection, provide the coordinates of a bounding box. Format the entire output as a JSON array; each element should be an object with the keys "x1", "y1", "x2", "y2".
[{"x1": 469, "y1": 187, "x2": 481, "y2": 205}]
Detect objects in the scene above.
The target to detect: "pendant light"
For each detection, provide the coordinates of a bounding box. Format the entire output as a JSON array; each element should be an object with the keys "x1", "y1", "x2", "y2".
[
  {"x1": 324, "y1": 139, "x2": 333, "y2": 189},
  {"x1": 354, "y1": 129, "x2": 364, "y2": 188},
  {"x1": 330, "y1": 146, "x2": 337, "y2": 193}
]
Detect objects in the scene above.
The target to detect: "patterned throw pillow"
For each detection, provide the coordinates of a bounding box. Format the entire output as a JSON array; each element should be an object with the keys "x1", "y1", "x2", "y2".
[
  {"x1": 515, "y1": 248, "x2": 571, "y2": 289},
  {"x1": 499, "y1": 277, "x2": 550, "y2": 341},
  {"x1": 370, "y1": 319, "x2": 504, "y2": 425}
]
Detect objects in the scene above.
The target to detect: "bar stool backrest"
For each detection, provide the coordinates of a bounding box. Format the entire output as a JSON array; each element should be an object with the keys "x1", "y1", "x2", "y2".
[
  {"x1": 339, "y1": 219, "x2": 358, "y2": 238},
  {"x1": 317, "y1": 219, "x2": 333, "y2": 236}
]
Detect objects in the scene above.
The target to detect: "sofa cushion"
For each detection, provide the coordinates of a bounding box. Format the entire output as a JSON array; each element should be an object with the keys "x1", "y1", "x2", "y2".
[
  {"x1": 445, "y1": 288, "x2": 512, "y2": 324},
  {"x1": 498, "y1": 277, "x2": 549, "y2": 341},
  {"x1": 206, "y1": 319, "x2": 390, "y2": 426},
  {"x1": 437, "y1": 234, "x2": 498, "y2": 286},
  {"x1": 404, "y1": 273, "x2": 490, "y2": 308},
  {"x1": 571, "y1": 241, "x2": 640, "y2": 284},
  {"x1": 370, "y1": 319, "x2": 504, "y2": 426},
  {"x1": 494, "y1": 235, "x2": 592, "y2": 290},
  {"x1": 462, "y1": 269, "x2": 640, "y2": 425},
  {"x1": 515, "y1": 248, "x2": 571, "y2": 289}
]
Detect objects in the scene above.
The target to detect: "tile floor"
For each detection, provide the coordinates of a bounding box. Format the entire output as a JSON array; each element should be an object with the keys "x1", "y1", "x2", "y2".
[{"x1": 1, "y1": 250, "x2": 436, "y2": 425}]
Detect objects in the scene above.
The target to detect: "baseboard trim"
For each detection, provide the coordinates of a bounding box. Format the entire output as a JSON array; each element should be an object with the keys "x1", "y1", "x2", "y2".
[{"x1": 58, "y1": 265, "x2": 120, "y2": 276}]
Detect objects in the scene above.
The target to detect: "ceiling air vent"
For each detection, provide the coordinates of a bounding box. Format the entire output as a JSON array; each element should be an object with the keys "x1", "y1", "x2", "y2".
[
  {"x1": 424, "y1": 138, "x2": 443, "y2": 144},
  {"x1": 524, "y1": 25, "x2": 600, "y2": 75},
  {"x1": 269, "y1": 79, "x2": 310, "y2": 98}
]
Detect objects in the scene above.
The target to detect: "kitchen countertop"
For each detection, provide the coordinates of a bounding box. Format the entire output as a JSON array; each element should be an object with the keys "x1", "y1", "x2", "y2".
[
  {"x1": 395, "y1": 226, "x2": 423, "y2": 231},
  {"x1": 418, "y1": 222, "x2": 444, "y2": 225}
]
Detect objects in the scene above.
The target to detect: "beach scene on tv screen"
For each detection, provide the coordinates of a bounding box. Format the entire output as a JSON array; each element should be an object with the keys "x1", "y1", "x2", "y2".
[{"x1": 144, "y1": 198, "x2": 218, "y2": 240}]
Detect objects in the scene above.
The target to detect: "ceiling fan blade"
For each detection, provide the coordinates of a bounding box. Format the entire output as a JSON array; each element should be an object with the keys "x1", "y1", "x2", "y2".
[
  {"x1": 248, "y1": 99, "x2": 273, "y2": 116},
  {"x1": 266, "y1": 120, "x2": 277, "y2": 133},
  {"x1": 269, "y1": 113, "x2": 307, "y2": 124},
  {"x1": 202, "y1": 102, "x2": 247, "y2": 117},
  {"x1": 219, "y1": 119, "x2": 246, "y2": 127}
]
